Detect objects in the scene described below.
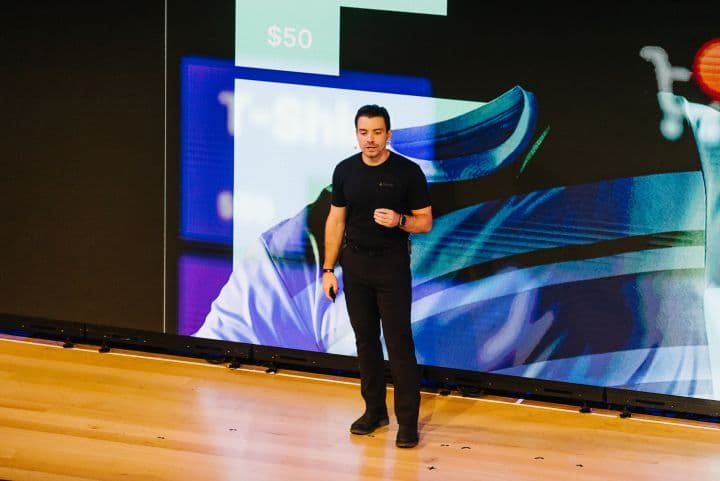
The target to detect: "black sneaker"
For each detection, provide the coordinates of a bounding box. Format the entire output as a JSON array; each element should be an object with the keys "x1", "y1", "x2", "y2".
[
  {"x1": 349, "y1": 412, "x2": 390, "y2": 435},
  {"x1": 395, "y1": 425, "x2": 419, "y2": 448}
]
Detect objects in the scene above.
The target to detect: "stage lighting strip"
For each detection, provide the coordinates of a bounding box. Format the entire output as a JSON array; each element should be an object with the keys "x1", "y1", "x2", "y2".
[{"x1": 2, "y1": 336, "x2": 718, "y2": 432}]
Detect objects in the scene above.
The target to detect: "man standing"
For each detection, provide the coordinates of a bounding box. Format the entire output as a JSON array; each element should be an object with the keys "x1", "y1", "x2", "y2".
[{"x1": 322, "y1": 105, "x2": 433, "y2": 448}]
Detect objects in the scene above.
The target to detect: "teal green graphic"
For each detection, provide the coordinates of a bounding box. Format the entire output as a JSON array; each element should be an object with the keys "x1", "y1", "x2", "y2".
[{"x1": 235, "y1": 0, "x2": 447, "y2": 75}]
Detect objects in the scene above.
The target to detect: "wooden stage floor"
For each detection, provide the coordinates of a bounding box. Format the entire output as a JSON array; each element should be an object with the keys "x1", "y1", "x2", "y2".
[{"x1": 1, "y1": 336, "x2": 719, "y2": 481}]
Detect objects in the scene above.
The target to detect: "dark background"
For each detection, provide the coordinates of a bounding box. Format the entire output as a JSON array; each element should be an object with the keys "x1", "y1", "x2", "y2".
[
  {"x1": 1, "y1": 0, "x2": 717, "y2": 333},
  {"x1": 2, "y1": 0, "x2": 165, "y2": 329}
]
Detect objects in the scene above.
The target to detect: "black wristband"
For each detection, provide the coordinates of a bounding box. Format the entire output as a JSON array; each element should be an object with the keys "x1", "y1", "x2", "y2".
[
  {"x1": 398, "y1": 214, "x2": 407, "y2": 227},
  {"x1": 322, "y1": 268, "x2": 334, "y2": 273}
]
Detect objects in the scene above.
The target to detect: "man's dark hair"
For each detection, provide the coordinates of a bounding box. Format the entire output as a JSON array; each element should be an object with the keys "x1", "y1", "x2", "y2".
[{"x1": 354, "y1": 104, "x2": 391, "y2": 131}]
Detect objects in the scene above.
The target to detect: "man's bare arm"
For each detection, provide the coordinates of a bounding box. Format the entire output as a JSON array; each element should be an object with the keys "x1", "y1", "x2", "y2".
[
  {"x1": 322, "y1": 205, "x2": 346, "y2": 300},
  {"x1": 402, "y1": 206, "x2": 432, "y2": 233}
]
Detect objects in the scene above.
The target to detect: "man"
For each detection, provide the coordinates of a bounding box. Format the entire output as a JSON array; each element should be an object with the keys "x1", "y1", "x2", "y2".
[{"x1": 322, "y1": 104, "x2": 433, "y2": 448}]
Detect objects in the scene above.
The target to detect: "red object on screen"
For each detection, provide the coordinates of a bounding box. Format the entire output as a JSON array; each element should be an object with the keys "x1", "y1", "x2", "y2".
[{"x1": 693, "y1": 38, "x2": 720, "y2": 101}]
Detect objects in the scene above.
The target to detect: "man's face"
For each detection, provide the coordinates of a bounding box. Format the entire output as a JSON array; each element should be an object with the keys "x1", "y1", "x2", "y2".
[{"x1": 356, "y1": 115, "x2": 392, "y2": 161}]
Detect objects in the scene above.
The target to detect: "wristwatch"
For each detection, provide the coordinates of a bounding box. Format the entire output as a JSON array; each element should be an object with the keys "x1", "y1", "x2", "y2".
[{"x1": 399, "y1": 214, "x2": 407, "y2": 227}]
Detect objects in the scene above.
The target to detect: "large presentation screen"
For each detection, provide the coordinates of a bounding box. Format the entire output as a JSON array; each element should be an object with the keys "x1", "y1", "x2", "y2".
[{"x1": 173, "y1": 1, "x2": 720, "y2": 401}]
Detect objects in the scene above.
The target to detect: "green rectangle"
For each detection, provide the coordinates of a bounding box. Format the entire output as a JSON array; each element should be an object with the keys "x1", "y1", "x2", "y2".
[
  {"x1": 235, "y1": 0, "x2": 446, "y2": 75},
  {"x1": 236, "y1": 0, "x2": 340, "y2": 75}
]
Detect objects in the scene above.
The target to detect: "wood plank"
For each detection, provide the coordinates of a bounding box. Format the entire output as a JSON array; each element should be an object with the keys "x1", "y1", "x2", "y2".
[{"x1": 1, "y1": 337, "x2": 718, "y2": 481}]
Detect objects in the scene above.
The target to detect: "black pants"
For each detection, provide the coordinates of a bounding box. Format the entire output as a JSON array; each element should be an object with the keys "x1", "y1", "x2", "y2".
[{"x1": 340, "y1": 245, "x2": 420, "y2": 426}]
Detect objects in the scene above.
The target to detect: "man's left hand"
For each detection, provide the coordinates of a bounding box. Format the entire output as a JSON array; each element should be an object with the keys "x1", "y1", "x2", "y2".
[{"x1": 373, "y1": 208, "x2": 400, "y2": 228}]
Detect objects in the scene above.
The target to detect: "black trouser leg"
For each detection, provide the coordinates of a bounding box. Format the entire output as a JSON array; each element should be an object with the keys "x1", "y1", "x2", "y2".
[
  {"x1": 376, "y1": 257, "x2": 419, "y2": 426},
  {"x1": 343, "y1": 259, "x2": 388, "y2": 415}
]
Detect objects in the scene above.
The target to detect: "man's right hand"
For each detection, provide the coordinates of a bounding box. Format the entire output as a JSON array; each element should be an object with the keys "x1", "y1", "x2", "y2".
[{"x1": 322, "y1": 271, "x2": 339, "y2": 302}]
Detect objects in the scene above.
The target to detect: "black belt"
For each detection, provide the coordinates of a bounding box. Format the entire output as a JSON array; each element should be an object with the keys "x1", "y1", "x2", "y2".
[{"x1": 344, "y1": 239, "x2": 407, "y2": 257}]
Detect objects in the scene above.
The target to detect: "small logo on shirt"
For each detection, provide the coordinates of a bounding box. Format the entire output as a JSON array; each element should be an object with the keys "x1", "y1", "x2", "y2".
[{"x1": 378, "y1": 181, "x2": 395, "y2": 188}]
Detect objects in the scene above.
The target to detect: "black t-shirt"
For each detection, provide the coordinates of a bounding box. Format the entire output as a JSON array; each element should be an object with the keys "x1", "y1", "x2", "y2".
[{"x1": 331, "y1": 151, "x2": 431, "y2": 249}]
